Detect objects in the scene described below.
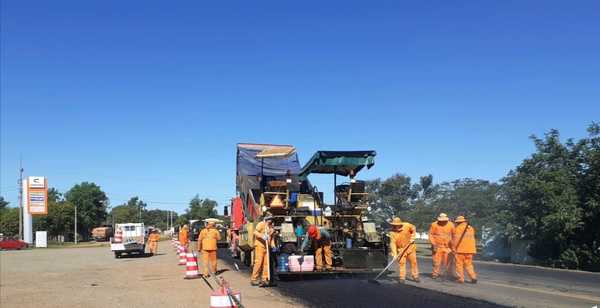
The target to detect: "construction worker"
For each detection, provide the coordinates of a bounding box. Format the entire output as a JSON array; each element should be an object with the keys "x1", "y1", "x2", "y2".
[
  {"x1": 251, "y1": 214, "x2": 275, "y2": 287},
  {"x1": 389, "y1": 217, "x2": 420, "y2": 283},
  {"x1": 198, "y1": 219, "x2": 221, "y2": 277},
  {"x1": 179, "y1": 224, "x2": 189, "y2": 249},
  {"x1": 300, "y1": 224, "x2": 333, "y2": 271},
  {"x1": 451, "y1": 216, "x2": 477, "y2": 284},
  {"x1": 429, "y1": 213, "x2": 454, "y2": 279},
  {"x1": 147, "y1": 229, "x2": 161, "y2": 255}
]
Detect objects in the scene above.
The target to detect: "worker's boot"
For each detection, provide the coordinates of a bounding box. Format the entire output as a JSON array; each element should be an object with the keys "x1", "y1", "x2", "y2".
[
  {"x1": 470, "y1": 279, "x2": 477, "y2": 284},
  {"x1": 251, "y1": 280, "x2": 260, "y2": 286},
  {"x1": 259, "y1": 280, "x2": 270, "y2": 288},
  {"x1": 398, "y1": 279, "x2": 405, "y2": 284},
  {"x1": 413, "y1": 277, "x2": 421, "y2": 283}
]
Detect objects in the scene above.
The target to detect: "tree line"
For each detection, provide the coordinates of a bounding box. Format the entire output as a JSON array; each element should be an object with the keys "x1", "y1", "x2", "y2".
[
  {"x1": 367, "y1": 123, "x2": 599, "y2": 271},
  {"x1": 0, "y1": 184, "x2": 221, "y2": 241}
]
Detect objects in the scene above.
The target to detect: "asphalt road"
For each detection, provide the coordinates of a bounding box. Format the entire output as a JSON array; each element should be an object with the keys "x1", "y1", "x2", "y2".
[{"x1": 218, "y1": 247, "x2": 600, "y2": 308}]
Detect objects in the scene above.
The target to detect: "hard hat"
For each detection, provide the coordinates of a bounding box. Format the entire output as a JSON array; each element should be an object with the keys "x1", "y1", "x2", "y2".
[
  {"x1": 437, "y1": 213, "x2": 449, "y2": 222},
  {"x1": 204, "y1": 218, "x2": 220, "y2": 223},
  {"x1": 307, "y1": 225, "x2": 319, "y2": 238},
  {"x1": 389, "y1": 217, "x2": 403, "y2": 226},
  {"x1": 455, "y1": 216, "x2": 467, "y2": 223}
]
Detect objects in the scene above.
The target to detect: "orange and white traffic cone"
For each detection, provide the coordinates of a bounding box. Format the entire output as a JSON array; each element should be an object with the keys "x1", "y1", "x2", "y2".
[
  {"x1": 179, "y1": 246, "x2": 187, "y2": 265},
  {"x1": 184, "y1": 252, "x2": 200, "y2": 279},
  {"x1": 113, "y1": 228, "x2": 123, "y2": 243},
  {"x1": 210, "y1": 278, "x2": 242, "y2": 308}
]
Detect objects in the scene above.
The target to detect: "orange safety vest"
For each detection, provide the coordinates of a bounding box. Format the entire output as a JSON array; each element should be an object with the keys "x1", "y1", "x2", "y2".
[
  {"x1": 452, "y1": 223, "x2": 477, "y2": 254},
  {"x1": 253, "y1": 221, "x2": 274, "y2": 248},
  {"x1": 198, "y1": 228, "x2": 221, "y2": 251},
  {"x1": 429, "y1": 221, "x2": 454, "y2": 248},
  {"x1": 389, "y1": 222, "x2": 417, "y2": 254}
]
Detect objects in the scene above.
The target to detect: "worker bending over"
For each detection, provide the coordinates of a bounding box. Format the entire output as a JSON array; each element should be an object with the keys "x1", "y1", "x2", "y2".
[
  {"x1": 389, "y1": 217, "x2": 420, "y2": 283},
  {"x1": 452, "y1": 216, "x2": 477, "y2": 284},
  {"x1": 251, "y1": 214, "x2": 275, "y2": 287},
  {"x1": 198, "y1": 219, "x2": 221, "y2": 277},
  {"x1": 429, "y1": 213, "x2": 454, "y2": 279},
  {"x1": 179, "y1": 224, "x2": 189, "y2": 249},
  {"x1": 300, "y1": 224, "x2": 333, "y2": 271},
  {"x1": 147, "y1": 229, "x2": 160, "y2": 255}
]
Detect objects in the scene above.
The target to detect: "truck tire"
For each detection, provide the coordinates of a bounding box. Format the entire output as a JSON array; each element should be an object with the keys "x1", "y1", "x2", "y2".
[{"x1": 114, "y1": 252, "x2": 121, "y2": 258}]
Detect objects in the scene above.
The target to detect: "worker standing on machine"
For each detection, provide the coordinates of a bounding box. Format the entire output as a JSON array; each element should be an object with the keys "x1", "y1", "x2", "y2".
[
  {"x1": 251, "y1": 214, "x2": 275, "y2": 287},
  {"x1": 198, "y1": 219, "x2": 221, "y2": 277},
  {"x1": 300, "y1": 224, "x2": 333, "y2": 272},
  {"x1": 389, "y1": 217, "x2": 420, "y2": 283},
  {"x1": 429, "y1": 213, "x2": 454, "y2": 279},
  {"x1": 452, "y1": 216, "x2": 478, "y2": 284}
]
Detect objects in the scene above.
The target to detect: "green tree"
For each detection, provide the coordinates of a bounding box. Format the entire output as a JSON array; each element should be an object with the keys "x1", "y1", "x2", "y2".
[
  {"x1": 499, "y1": 126, "x2": 600, "y2": 270},
  {"x1": 65, "y1": 182, "x2": 108, "y2": 241},
  {"x1": 185, "y1": 195, "x2": 218, "y2": 220},
  {"x1": 0, "y1": 207, "x2": 19, "y2": 237},
  {"x1": 0, "y1": 196, "x2": 9, "y2": 211},
  {"x1": 109, "y1": 197, "x2": 146, "y2": 224}
]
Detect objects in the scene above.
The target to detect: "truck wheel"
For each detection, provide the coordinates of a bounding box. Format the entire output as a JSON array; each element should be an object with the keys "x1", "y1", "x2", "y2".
[{"x1": 114, "y1": 252, "x2": 121, "y2": 258}]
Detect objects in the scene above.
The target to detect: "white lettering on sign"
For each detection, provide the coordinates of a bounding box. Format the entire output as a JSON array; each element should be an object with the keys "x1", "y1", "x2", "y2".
[{"x1": 28, "y1": 176, "x2": 46, "y2": 188}]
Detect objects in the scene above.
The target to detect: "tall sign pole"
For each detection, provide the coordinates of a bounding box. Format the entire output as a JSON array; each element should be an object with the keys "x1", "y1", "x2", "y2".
[{"x1": 18, "y1": 160, "x2": 23, "y2": 240}]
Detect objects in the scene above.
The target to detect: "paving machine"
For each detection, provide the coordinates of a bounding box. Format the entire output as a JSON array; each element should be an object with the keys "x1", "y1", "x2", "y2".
[{"x1": 231, "y1": 144, "x2": 388, "y2": 277}]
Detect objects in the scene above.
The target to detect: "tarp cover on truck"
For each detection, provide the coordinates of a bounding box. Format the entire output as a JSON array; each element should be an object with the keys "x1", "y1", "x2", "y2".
[{"x1": 299, "y1": 151, "x2": 376, "y2": 177}]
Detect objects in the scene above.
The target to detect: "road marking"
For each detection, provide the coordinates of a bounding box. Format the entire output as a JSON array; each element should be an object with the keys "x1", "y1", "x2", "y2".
[{"x1": 480, "y1": 280, "x2": 600, "y2": 303}]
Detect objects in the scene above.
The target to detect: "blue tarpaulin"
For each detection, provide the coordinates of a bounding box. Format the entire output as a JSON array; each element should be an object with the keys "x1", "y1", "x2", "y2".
[{"x1": 236, "y1": 143, "x2": 301, "y2": 177}]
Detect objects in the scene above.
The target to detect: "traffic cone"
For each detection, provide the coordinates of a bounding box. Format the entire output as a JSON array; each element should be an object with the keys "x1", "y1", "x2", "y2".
[
  {"x1": 184, "y1": 252, "x2": 200, "y2": 279},
  {"x1": 179, "y1": 246, "x2": 187, "y2": 265},
  {"x1": 113, "y1": 228, "x2": 123, "y2": 243}
]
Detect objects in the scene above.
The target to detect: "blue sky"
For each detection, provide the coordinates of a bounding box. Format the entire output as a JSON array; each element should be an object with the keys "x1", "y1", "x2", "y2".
[{"x1": 1, "y1": 1, "x2": 599, "y2": 214}]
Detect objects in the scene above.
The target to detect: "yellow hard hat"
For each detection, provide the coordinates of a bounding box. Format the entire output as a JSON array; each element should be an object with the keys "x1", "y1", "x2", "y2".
[
  {"x1": 390, "y1": 217, "x2": 403, "y2": 226},
  {"x1": 455, "y1": 216, "x2": 467, "y2": 223}
]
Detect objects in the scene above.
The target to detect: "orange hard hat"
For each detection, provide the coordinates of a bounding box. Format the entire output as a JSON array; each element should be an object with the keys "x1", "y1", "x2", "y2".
[{"x1": 455, "y1": 216, "x2": 467, "y2": 223}]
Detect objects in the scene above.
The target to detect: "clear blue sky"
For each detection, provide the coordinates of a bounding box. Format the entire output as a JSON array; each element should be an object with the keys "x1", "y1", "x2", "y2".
[{"x1": 1, "y1": 1, "x2": 599, "y2": 214}]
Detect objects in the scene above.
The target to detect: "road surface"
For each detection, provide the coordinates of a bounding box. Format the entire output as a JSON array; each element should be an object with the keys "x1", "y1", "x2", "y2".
[{"x1": 220, "y1": 247, "x2": 600, "y2": 308}]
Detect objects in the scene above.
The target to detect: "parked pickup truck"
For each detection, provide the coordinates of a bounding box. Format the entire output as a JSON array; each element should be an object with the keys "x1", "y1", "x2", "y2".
[{"x1": 111, "y1": 223, "x2": 145, "y2": 258}]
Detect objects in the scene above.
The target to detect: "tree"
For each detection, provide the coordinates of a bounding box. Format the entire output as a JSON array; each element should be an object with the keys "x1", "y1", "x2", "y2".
[
  {"x1": 0, "y1": 196, "x2": 9, "y2": 211},
  {"x1": 109, "y1": 197, "x2": 146, "y2": 224},
  {"x1": 0, "y1": 197, "x2": 19, "y2": 237},
  {"x1": 65, "y1": 182, "x2": 108, "y2": 240},
  {"x1": 175, "y1": 195, "x2": 219, "y2": 226},
  {"x1": 499, "y1": 125, "x2": 600, "y2": 270}
]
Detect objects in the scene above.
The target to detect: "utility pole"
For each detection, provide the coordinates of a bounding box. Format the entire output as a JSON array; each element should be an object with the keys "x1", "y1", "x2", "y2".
[
  {"x1": 74, "y1": 204, "x2": 78, "y2": 244},
  {"x1": 18, "y1": 158, "x2": 23, "y2": 241}
]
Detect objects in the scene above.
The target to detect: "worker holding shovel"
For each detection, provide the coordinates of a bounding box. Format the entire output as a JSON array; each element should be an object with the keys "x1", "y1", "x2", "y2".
[
  {"x1": 251, "y1": 214, "x2": 275, "y2": 287},
  {"x1": 389, "y1": 217, "x2": 420, "y2": 283}
]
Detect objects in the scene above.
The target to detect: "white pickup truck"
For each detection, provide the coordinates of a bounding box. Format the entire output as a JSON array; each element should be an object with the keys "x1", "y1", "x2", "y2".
[{"x1": 111, "y1": 223, "x2": 146, "y2": 258}]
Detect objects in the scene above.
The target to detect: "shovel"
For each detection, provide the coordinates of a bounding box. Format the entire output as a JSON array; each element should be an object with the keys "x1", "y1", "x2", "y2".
[{"x1": 368, "y1": 242, "x2": 414, "y2": 284}]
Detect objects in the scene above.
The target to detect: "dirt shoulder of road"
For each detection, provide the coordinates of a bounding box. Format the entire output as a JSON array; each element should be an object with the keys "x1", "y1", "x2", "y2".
[{"x1": 0, "y1": 243, "x2": 304, "y2": 308}]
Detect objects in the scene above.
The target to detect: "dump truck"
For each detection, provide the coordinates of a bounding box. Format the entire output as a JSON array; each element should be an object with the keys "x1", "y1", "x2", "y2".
[
  {"x1": 231, "y1": 143, "x2": 387, "y2": 278},
  {"x1": 91, "y1": 226, "x2": 113, "y2": 241}
]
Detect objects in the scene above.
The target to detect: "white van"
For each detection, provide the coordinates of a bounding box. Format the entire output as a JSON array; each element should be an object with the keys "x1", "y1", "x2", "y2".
[{"x1": 110, "y1": 223, "x2": 146, "y2": 258}]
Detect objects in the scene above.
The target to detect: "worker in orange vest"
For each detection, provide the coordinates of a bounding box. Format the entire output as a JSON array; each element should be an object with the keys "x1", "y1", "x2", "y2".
[
  {"x1": 300, "y1": 224, "x2": 333, "y2": 271},
  {"x1": 389, "y1": 217, "x2": 420, "y2": 283},
  {"x1": 429, "y1": 213, "x2": 454, "y2": 279},
  {"x1": 251, "y1": 214, "x2": 275, "y2": 287},
  {"x1": 179, "y1": 224, "x2": 189, "y2": 249},
  {"x1": 451, "y1": 216, "x2": 477, "y2": 283},
  {"x1": 198, "y1": 219, "x2": 221, "y2": 277},
  {"x1": 147, "y1": 229, "x2": 161, "y2": 255}
]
